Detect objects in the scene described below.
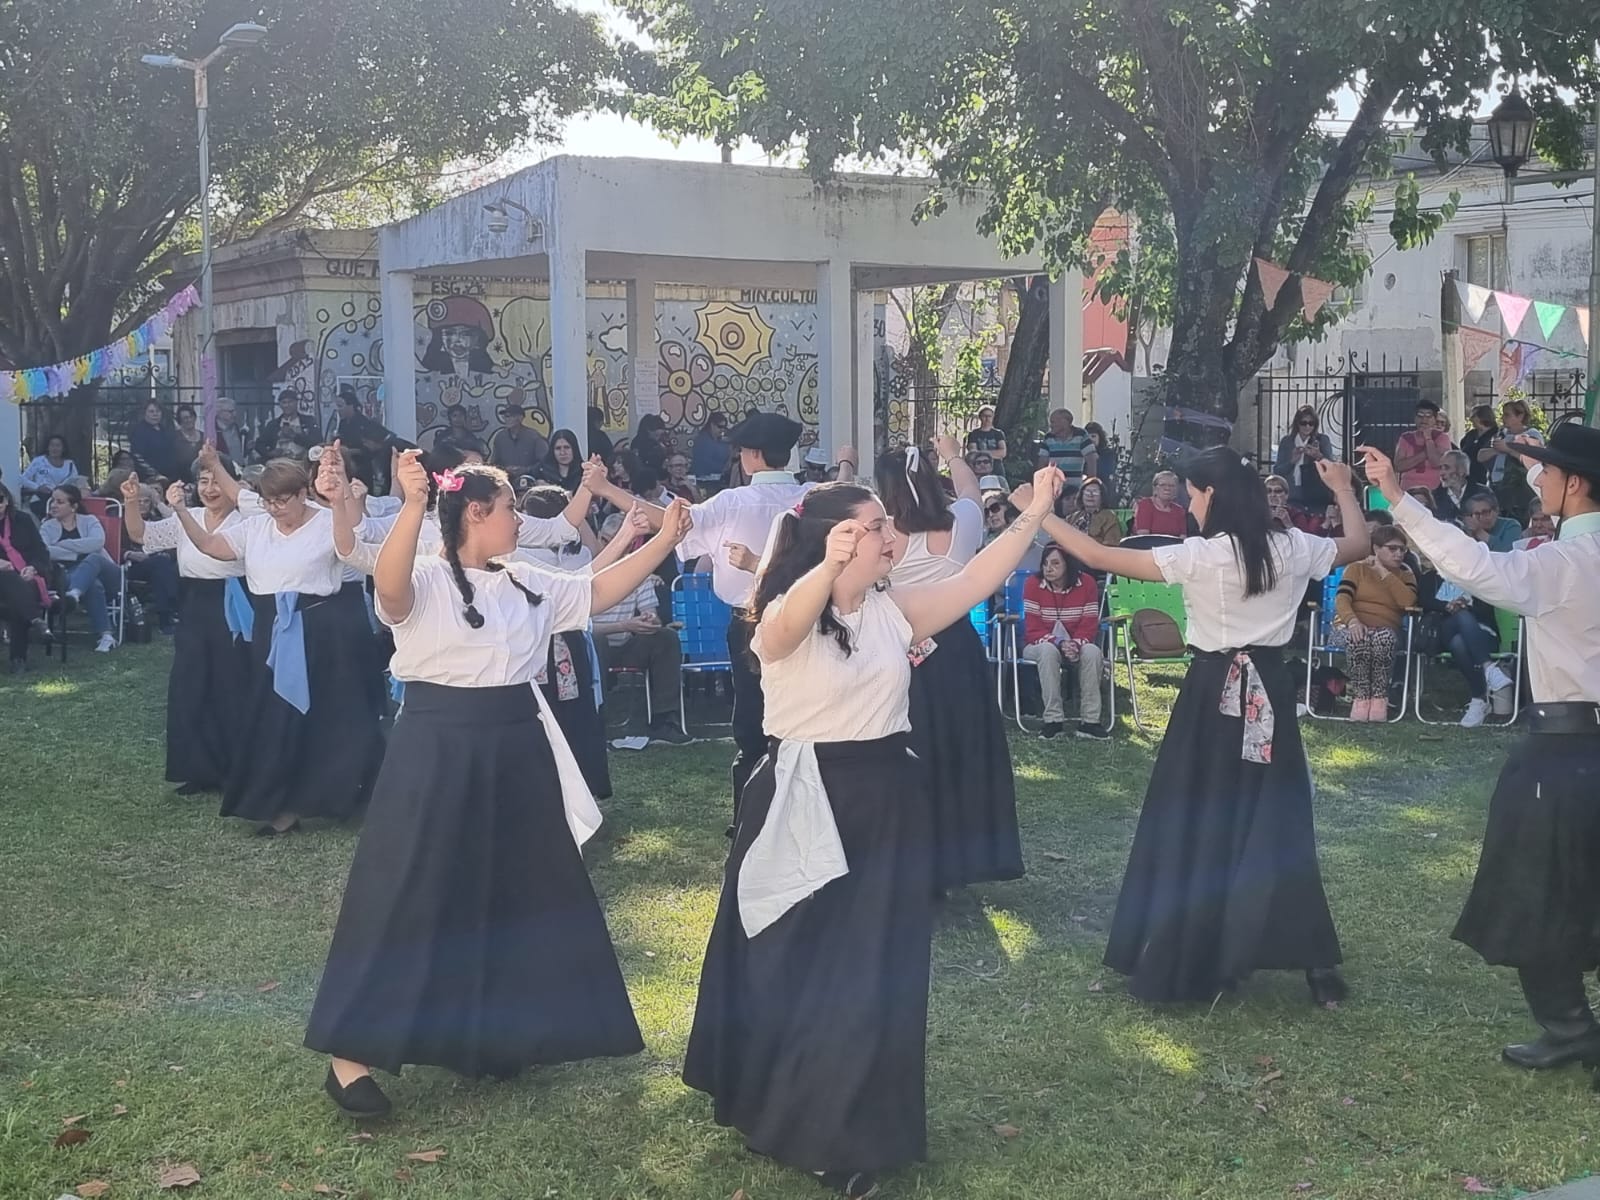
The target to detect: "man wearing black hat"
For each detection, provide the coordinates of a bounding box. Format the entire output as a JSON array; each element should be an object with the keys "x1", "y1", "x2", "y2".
[
  {"x1": 1366, "y1": 426, "x2": 1600, "y2": 1073},
  {"x1": 488, "y1": 402, "x2": 548, "y2": 477},
  {"x1": 590, "y1": 412, "x2": 854, "y2": 817}
]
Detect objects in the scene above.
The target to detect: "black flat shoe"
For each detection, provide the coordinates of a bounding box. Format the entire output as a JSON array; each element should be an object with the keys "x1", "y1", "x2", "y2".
[
  {"x1": 324, "y1": 1067, "x2": 391, "y2": 1118},
  {"x1": 255, "y1": 819, "x2": 302, "y2": 838},
  {"x1": 1307, "y1": 967, "x2": 1348, "y2": 1007},
  {"x1": 173, "y1": 782, "x2": 207, "y2": 797},
  {"x1": 1504, "y1": 1030, "x2": 1600, "y2": 1070},
  {"x1": 814, "y1": 1171, "x2": 879, "y2": 1198}
]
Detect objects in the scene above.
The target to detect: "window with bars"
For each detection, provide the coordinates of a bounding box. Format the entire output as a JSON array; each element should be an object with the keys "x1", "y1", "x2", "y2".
[{"x1": 1464, "y1": 233, "x2": 1508, "y2": 290}]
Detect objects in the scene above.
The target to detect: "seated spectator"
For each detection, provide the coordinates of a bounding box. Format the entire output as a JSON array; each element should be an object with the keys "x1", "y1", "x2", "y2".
[
  {"x1": 593, "y1": 519, "x2": 690, "y2": 745},
  {"x1": 797, "y1": 447, "x2": 829, "y2": 486},
  {"x1": 1394, "y1": 400, "x2": 1452, "y2": 490},
  {"x1": 1020, "y1": 545, "x2": 1106, "y2": 740},
  {"x1": 255, "y1": 390, "x2": 319, "y2": 464},
  {"x1": 1066, "y1": 478, "x2": 1123, "y2": 547},
  {"x1": 665, "y1": 451, "x2": 702, "y2": 500},
  {"x1": 964, "y1": 405, "x2": 1008, "y2": 462},
  {"x1": 122, "y1": 483, "x2": 180, "y2": 635},
  {"x1": 108, "y1": 449, "x2": 136, "y2": 476},
  {"x1": 1265, "y1": 474, "x2": 1295, "y2": 530},
  {"x1": 1416, "y1": 556, "x2": 1512, "y2": 728},
  {"x1": 1514, "y1": 504, "x2": 1555, "y2": 550},
  {"x1": 1461, "y1": 492, "x2": 1522, "y2": 552},
  {"x1": 0, "y1": 483, "x2": 52, "y2": 673},
  {"x1": 433, "y1": 405, "x2": 490, "y2": 460},
  {"x1": 981, "y1": 490, "x2": 1017, "y2": 547},
  {"x1": 1406, "y1": 487, "x2": 1439, "y2": 515},
  {"x1": 1131, "y1": 471, "x2": 1188, "y2": 537},
  {"x1": 20, "y1": 435, "x2": 81, "y2": 518},
  {"x1": 1332, "y1": 526, "x2": 1416, "y2": 721},
  {"x1": 966, "y1": 449, "x2": 996, "y2": 479},
  {"x1": 1321, "y1": 501, "x2": 1345, "y2": 539},
  {"x1": 1432, "y1": 449, "x2": 1491, "y2": 521},
  {"x1": 1274, "y1": 406, "x2": 1334, "y2": 511},
  {"x1": 1484, "y1": 399, "x2": 1543, "y2": 523},
  {"x1": 40, "y1": 484, "x2": 121, "y2": 653}
]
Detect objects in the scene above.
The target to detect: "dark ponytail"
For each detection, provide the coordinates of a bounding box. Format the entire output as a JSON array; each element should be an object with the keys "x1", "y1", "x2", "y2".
[
  {"x1": 874, "y1": 445, "x2": 952, "y2": 533},
  {"x1": 435, "y1": 463, "x2": 542, "y2": 628},
  {"x1": 750, "y1": 482, "x2": 876, "y2": 657}
]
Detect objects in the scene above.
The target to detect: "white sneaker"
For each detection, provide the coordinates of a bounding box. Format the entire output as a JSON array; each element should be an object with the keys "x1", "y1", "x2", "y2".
[
  {"x1": 94, "y1": 632, "x2": 116, "y2": 653},
  {"x1": 1484, "y1": 663, "x2": 1513, "y2": 693},
  {"x1": 1460, "y1": 698, "x2": 1489, "y2": 728}
]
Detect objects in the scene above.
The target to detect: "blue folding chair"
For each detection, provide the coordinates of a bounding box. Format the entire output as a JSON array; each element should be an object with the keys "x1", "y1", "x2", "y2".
[
  {"x1": 992, "y1": 569, "x2": 1114, "y2": 732},
  {"x1": 671, "y1": 572, "x2": 734, "y2": 736},
  {"x1": 1303, "y1": 566, "x2": 1414, "y2": 722}
]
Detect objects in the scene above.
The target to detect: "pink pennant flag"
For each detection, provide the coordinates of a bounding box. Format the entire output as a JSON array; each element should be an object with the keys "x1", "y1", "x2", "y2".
[
  {"x1": 1578, "y1": 307, "x2": 1590, "y2": 346},
  {"x1": 1458, "y1": 326, "x2": 1502, "y2": 375},
  {"x1": 1458, "y1": 281, "x2": 1492, "y2": 323},
  {"x1": 1499, "y1": 343, "x2": 1523, "y2": 391},
  {"x1": 1254, "y1": 258, "x2": 1289, "y2": 309},
  {"x1": 1494, "y1": 291, "x2": 1532, "y2": 336},
  {"x1": 1300, "y1": 276, "x2": 1337, "y2": 323}
]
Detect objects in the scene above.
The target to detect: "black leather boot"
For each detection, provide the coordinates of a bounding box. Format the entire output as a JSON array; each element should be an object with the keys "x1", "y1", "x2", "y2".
[{"x1": 1502, "y1": 966, "x2": 1600, "y2": 1069}]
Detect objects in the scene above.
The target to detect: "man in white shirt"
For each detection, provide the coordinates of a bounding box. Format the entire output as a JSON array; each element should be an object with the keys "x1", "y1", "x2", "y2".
[
  {"x1": 589, "y1": 412, "x2": 835, "y2": 818},
  {"x1": 1365, "y1": 427, "x2": 1600, "y2": 1074}
]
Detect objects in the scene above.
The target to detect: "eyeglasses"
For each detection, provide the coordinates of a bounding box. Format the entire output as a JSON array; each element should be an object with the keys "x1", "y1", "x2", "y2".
[
  {"x1": 1296, "y1": 420, "x2": 1316, "y2": 428},
  {"x1": 259, "y1": 493, "x2": 301, "y2": 511},
  {"x1": 1266, "y1": 486, "x2": 1288, "y2": 495}
]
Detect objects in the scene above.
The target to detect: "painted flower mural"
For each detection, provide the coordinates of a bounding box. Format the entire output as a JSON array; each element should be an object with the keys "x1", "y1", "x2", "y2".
[
  {"x1": 695, "y1": 301, "x2": 776, "y2": 374},
  {"x1": 659, "y1": 339, "x2": 714, "y2": 428}
]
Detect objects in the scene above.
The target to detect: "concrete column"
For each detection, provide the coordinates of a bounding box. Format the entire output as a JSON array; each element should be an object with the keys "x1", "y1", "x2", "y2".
[
  {"x1": 852, "y1": 289, "x2": 876, "y2": 466},
  {"x1": 548, "y1": 241, "x2": 589, "y2": 456},
  {"x1": 1048, "y1": 268, "x2": 1085, "y2": 417},
  {"x1": 816, "y1": 259, "x2": 853, "y2": 468},
  {"x1": 380, "y1": 268, "x2": 417, "y2": 441},
  {"x1": 0, "y1": 391, "x2": 21, "y2": 483},
  {"x1": 626, "y1": 275, "x2": 660, "y2": 428}
]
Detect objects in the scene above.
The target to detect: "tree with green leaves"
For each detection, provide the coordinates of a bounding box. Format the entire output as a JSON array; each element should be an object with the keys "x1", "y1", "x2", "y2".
[
  {"x1": 0, "y1": 0, "x2": 611, "y2": 371},
  {"x1": 619, "y1": 0, "x2": 1598, "y2": 427}
]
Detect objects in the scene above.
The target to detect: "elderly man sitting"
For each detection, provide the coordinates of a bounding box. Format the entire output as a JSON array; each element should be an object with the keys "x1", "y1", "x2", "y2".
[
  {"x1": 593, "y1": 523, "x2": 691, "y2": 745},
  {"x1": 1432, "y1": 450, "x2": 1493, "y2": 522}
]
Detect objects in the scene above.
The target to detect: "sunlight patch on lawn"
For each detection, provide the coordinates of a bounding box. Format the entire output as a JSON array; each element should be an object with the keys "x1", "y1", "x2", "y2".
[
  {"x1": 28, "y1": 678, "x2": 81, "y2": 698},
  {"x1": 985, "y1": 907, "x2": 1039, "y2": 963},
  {"x1": 1106, "y1": 1024, "x2": 1201, "y2": 1075},
  {"x1": 1308, "y1": 741, "x2": 1383, "y2": 770}
]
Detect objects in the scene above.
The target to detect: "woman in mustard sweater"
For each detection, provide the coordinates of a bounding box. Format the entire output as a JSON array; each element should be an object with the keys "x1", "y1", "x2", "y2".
[{"x1": 1333, "y1": 526, "x2": 1416, "y2": 721}]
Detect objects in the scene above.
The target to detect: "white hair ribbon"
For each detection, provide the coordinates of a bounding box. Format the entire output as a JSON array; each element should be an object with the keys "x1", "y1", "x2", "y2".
[{"x1": 904, "y1": 444, "x2": 921, "y2": 504}]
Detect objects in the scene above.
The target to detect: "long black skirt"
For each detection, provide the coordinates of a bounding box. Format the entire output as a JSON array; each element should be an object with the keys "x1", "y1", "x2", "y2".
[
  {"x1": 909, "y1": 617, "x2": 1023, "y2": 890},
  {"x1": 1103, "y1": 648, "x2": 1341, "y2": 1002},
  {"x1": 221, "y1": 589, "x2": 384, "y2": 823},
  {"x1": 684, "y1": 734, "x2": 932, "y2": 1173},
  {"x1": 305, "y1": 681, "x2": 643, "y2": 1077},
  {"x1": 1453, "y1": 730, "x2": 1600, "y2": 968},
  {"x1": 541, "y1": 631, "x2": 612, "y2": 800},
  {"x1": 165, "y1": 578, "x2": 250, "y2": 791}
]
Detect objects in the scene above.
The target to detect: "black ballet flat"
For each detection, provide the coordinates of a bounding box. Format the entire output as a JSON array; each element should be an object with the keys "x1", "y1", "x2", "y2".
[
  {"x1": 814, "y1": 1171, "x2": 879, "y2": 1198},
  {"x1": 173, "y1": 782, "x2": 209, "y2": 797},
  {"x1": 1307, "y1": 967, "x2": 1349, "y2": 1007},
  {"x1": 324, "y1": 1067, "x2": 391, "y2": 1118},
  {"x1": 254, "y1": 820, "x2": 302, "y2": 838}
]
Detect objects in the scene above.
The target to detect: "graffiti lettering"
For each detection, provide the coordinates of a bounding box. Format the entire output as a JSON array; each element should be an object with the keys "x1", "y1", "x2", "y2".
[
  {"x1": 325, "y1": 259, "x2": 379, "y2": 279},
  {"x1": 739, "y1": 288, "x2": 817, "y2": 305}
]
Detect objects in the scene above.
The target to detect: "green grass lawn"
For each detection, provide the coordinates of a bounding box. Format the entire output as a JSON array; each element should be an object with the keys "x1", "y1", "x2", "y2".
[{"x1": 2, "y1": 642, "x2": 1595, "y2": 1200}]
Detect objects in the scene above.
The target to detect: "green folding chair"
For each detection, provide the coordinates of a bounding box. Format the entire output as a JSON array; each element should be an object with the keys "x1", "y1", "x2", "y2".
[
  {"x1": 1411, "y1": 606, "x2": 1525, "y2": 726},
  {"x1": 1104, "y1": 576, "x2": 1190, "y2": 733}
]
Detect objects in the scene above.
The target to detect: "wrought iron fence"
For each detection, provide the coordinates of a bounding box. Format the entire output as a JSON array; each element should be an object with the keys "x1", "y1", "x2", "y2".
[{"x1": 1253, "y1": 353, "x2": 1433, "y2": 472}]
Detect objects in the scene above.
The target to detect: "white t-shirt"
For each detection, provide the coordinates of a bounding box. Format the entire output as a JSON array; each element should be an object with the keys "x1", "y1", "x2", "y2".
[
  {"x1": 677, "y1": 472, "x2": 814, "y2": 609},
  {"x1": 752, "y1": 588, "x2": 913, "y2": 742},
  {"x1": 221, "y1": 508, "x2": 360, "y2": 597},
  {"x1": 383, "y1": 555, "x2": 591, "y2": 687},
  {"x1": 139, "y1": 509, "x2": 247, "y2": 579},
  {"x1": 890, "y1": 498, "x2": 983, "y2": 586},
  {"x1": 1151, "y1": 529, "x2": 1338, "y2": 651},
  {"x1": 512, "y1": 542, "x2": 594, "y2": 573}
]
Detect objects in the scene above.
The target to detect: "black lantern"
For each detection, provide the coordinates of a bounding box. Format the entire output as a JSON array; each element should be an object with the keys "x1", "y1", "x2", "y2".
[{"x1": 1486, "y1": 90, "x2": 1537, "y2": 177}]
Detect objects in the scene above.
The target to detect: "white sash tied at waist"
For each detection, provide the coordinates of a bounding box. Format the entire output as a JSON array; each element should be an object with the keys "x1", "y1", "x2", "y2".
[
  {"x1": 737, "y1": 740, "x2": 850, "y2": 937},
  {"x1": 527, "y1": 680, "x2": 604, "y2": 848}
]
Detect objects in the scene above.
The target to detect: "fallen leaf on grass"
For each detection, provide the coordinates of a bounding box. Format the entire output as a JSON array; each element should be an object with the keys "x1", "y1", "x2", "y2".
[
  {"x1": 393, "y1": 1169, "x2": 413, "y2": 1183},
  {"x1": 1087, "y1": 980, "x2": 1104, "y2": 992},
  {"x1": 313, "y1": 1185, "x2": 348, "y2": 1197},
  {"x1": 279, "y1": 1183, "x2": 294, "y2": 1193},
  {"x1": 112, "y1": 1104, "x2": 128, "y2": 1117},
  {"x1": 78, "y1": 1182, "x2": 111, "y2": 1197},
  {"x1": 347, "y1": 1132, "x2": 374, "y2": 1143},
  {"x1": 54, "y1": 1128, "x2": 93, "y2": 1148},
  {"x1": 992, "y1": 1123, "x2": 1021, "y2": 1140},
  {"x1": 1253, "y1": 1102, "x2": 1268, "y2": 1114},
  {"x1": 1255, "y1": 1055, "x2": 1276, "y2": 1068},
  {"x1": 257, "y1": 981, "x2": 281, "y2": 994},
  {"x1": 1341, "y1": 1096, "x2": 1356, "y2": 1106},
  {"x1": 1462, "y1": 1180, "x2": 1493, "y2": 1194},
  {"x1": 404, "y1": 1149, "x2": 446, "y2": 1164},
  {"x1": 1257, "y1": 1070, "x2": 1284, "y2": 1086},
  {"x1": 644, "y1": 951, "x2": 657, "y2": 959},
  {"x1": 157, "y1": 1163, "x2": 202, "y2": 1189},
  {"x1": 62, "y1": 1114, "x2": 90, "y2": 1127},
  {"x1": 185, "y1": 991, "x2": 205, "y2": 1002},
  {"x1": 1293, "y1": 1184, "x2": 1313, "y2": 1193}
]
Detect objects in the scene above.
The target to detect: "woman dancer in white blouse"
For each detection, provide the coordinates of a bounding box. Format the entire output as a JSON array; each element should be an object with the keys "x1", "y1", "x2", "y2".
[
  {"x1": 306, "y1": 453, "x2": 691, "y2": 1117},
  {"x1": 121, "y1": 461, "x2": 251, "y2": 795},
  {"x1": 1036, "y1": 447, "x2": 1368, "y2": 1006},
  {"x1": 172, "y1": 458, "x2": 385, "y2": 835},
  {"x1": 684, "y1": 467, "x2": 1062, "y2": 1199}
]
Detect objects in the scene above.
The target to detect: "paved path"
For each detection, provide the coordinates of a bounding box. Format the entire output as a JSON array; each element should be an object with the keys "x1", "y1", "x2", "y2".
[{"x1": 1531, "y1": 1179, "x2": 1600, "y2": 1198}]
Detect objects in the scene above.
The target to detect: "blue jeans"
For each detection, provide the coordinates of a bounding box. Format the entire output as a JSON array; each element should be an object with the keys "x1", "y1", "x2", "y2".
[
  {"x1": 1442, "y1": 609, "x2": 1497, "y2": 699},
  {"x1": 67, "y1": 556, "x2": 122, "y2": 636}
]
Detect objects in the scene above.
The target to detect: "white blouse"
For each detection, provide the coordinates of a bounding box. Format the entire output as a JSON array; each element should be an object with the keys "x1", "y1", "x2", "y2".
[
  {"x1": 1152, "y1": 529, "x2": 1338, "y2": 651},
  {"x1": 512, "y1": 542, "x2": 594, "y2": 573},
  {"x1": 21, "y1": 456, "x2": 80, "y2": 493},
  {"x1": 221, "y1": 508, "x2": 364, "y2": 597},
  {"x1": 383, "y1": 555, "x2": 592, "y2": 687},
  {"x1": 889, "y1": 497, "x2": 983, "y2": 587},
  {"x1": 138, "y1": 509, "x2": 247, "y2": 579},
  {"x1": 753, "y1": 588, "x2": 913, "y2": 742}
]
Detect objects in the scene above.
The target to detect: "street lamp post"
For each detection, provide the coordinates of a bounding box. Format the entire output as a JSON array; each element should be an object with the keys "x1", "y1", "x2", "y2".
[{"x1": 142, "y1": 22, "x2": 268, "y2": 441}]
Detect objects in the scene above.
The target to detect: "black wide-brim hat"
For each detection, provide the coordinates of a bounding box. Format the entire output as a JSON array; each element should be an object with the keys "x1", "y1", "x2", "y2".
[
  {"x1": 726, "y1": 411, "x2": 803, "y2": 458},
  {"x1": 1516, "y1": 423, "x2": 1600, "y2": 478}
]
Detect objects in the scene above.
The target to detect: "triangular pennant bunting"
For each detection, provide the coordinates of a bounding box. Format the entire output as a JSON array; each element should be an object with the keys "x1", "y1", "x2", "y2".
[
  {"x1": 1494, "y1": 292, "x2": 1532, "y2": 336},
  {"x1": 1459, "y1": 281, "x2": 1493, "y2": 323},
  {"x1": 1577, "y1": 307, "x2": 1590, "y2": 346},
  {"x1": 1299, "y1": 277, "x2": 1337, "y2": 323},
  {"x1": 1254, "y1": 258, "x2": 1289, "y2": 309},
  {"x1": 1498, "y1": 344, "x2": 1523, "y2": 391},
  {"x1": 1458, "y1": 326, "x2": 1502, "y2": 375},
  {"x1": 1534, "y1": 301, "x2": 1567, "y2": 340},
  {"x1": 1516, "y1": 343, "x2": 1542, "y2": 383}
]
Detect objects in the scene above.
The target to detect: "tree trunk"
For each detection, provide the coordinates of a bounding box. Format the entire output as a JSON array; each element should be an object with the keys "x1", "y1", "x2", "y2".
[{"x1": 994, "y1": 277, "x2": 1050, "y2": 442}]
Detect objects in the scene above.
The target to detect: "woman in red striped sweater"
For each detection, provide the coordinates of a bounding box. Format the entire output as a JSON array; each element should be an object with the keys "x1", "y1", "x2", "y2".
[{"x1": 1021, "y1": 545, "x2": 1107, "y2": 739}]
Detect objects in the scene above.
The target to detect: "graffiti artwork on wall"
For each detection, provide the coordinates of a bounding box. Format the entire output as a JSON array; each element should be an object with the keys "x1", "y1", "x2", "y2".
[
  {"x1": 269, "y1": 295, "x2": 384, "y2": 435},
  {"x1": 414, "y1": 290, "x2": 556, "y2": 451}
]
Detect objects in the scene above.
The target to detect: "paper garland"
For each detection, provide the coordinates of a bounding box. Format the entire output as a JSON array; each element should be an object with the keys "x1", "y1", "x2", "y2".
[
  {"x1": 1455, "y1": 280, "x2": 1591, "y2": 351},
  {"x1": 1252, "y1": 258, "x2": 1338, "y2": 323},
  {"x1": 1534, "y1": 300, "x2": 1567, "y2": 341},
  {"x1": 2, "y1": 285, "x2": 200, "y2": 404},
  {"x1": 1462, "y1": 284, "x2": 1493, "y2": 323},
  {"x1": 1458, "y1": 326, "x2": 1503, "y2": 374},
  {"x1": 1493, "y1": 291, "x2": 1532, "y2": 336}
]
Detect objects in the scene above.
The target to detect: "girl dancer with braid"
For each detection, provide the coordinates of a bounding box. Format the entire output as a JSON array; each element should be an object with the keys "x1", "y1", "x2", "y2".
[
  {"x1": 306, "y1": 453, "x2": 692, "y2": 1117},
  {"x1": 684, "y1": 467, "x2": 1062, "y2": 1198}
]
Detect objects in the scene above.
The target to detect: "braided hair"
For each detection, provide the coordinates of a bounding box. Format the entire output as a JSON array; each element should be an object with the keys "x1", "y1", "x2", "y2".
[{"x1": 434, "y1": 463, "x2": 542, "y2": 628}]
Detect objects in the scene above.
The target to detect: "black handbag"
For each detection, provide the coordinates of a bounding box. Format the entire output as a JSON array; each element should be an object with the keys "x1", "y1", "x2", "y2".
[{"x1": 1413, "y1": 611, "x2": 1448, "y2": 658}]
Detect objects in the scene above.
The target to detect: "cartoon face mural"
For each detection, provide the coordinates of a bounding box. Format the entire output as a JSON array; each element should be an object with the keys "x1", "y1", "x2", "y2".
[{"x1": 269, "y1": 296, "x2": 384, "y2": 437}]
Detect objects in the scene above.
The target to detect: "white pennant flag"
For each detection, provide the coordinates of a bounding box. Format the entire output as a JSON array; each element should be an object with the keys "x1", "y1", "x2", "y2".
[{"x1": 1458, "y1": 281, "x2": 1493, "y2": 324}]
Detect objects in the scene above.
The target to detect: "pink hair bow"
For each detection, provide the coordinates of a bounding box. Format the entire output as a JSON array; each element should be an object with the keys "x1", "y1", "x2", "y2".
[
  {"x1": 433, "y1": 470, "x2": 465, "y2": 493},
  {"x1": 793, "y1": 500, "x2": 805, "y2": 517}
]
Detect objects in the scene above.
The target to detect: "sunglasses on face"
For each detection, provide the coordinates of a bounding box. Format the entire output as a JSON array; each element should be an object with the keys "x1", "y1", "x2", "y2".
[{"x1": 1297, "y1": 420, "x2": 1316, "y2": 428}]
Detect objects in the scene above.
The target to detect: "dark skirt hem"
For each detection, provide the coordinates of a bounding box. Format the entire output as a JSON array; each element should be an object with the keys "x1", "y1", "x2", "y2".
[{"x1": 165, "y1": 578, "x2": 247, "y2": 790}]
